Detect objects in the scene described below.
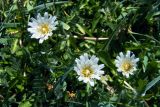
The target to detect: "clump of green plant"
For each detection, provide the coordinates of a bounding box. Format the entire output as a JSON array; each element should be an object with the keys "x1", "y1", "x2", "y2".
[{"x1": 0, "y1": 0, "x2": 160, "y2": 107}]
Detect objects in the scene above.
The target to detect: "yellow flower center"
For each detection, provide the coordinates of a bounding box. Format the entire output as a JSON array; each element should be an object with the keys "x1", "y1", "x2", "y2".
[
  {"x1": 121, "y1": 62, "x2": 132, "y2": 72},
  {"x1": 82, "y1": 67, "x2": 93, "y2": 77},
  {"x1": 39, "y1": 24, "x2": 49, "y2": 34}
]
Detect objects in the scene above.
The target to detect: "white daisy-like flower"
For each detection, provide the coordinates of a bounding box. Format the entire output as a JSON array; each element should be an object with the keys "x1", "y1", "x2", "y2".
[
  {"x1": 74, "y1": 53, "x2": 104, "y2": 86},
  {"x1": 28, "y1": 12, "x2": 58, "y2": 43},
  {"x1": 115, "y1": 51, "x2": 139, "y2": 78}
]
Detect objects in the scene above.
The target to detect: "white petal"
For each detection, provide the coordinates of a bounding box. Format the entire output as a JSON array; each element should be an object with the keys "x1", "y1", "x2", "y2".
[
  {"x1": 74, "y1": 66, "x2": 78, "y2": 71},
  {"x1": 116, "y1": 56, "x2": 121, "y2": 61},
  {"x1": 115, "y1": 60, "x2": 120, "y2": 64},
  {"x1": 90, "y1": 55, "x2": 99, "y2": 64},
  {"x1": 78, "y1": 77, "x2": 83, "y2": 81},
  {"x1": 53, "y1": 21, "x2": 58, "y2": 26},
  {"x1": 130, "y1": 72, "x2": 134, "y2": 75},
  {"x1": 74, "y1": 67, "x2": 80, "y2": 75},
  {"x1": 80, "y1": 55, "x2": 86, "y2": 63},
  {"x1": 75, "y1": 58, "x2": 80, "y2": 64},
  {"x1": 134, "y1": 58, "x2": 139, "y2": 62},
  {"x1": 44, "y1": 12, "x2": 48, "y2": 19},
  {"x1": 92, "y1": 75, "x2": 100, "y2": 80},
  {"x1": 116, "y1": 63, "x2": 120, "y2": 67},
  {"x1": 37, "y1": 13, "x2": 41, "y2": 19},
  {"x1": 126, "y1": 51, "x2": 131, "y2": 58},
  {"x1": 31, "y1": 34, "x2": 40, "y2": 39},
  {"x1": 44, "y1": 36, "x2": 49, "y2": 40},
  {"x1": 89, "y1": 80, "x2": 95, "y2": 86},
  {"x1": 51, "y1": 16, "x2": 57, "y2": 22},
  {"x1": 27, "y1": 28, "x2": 36, "y2": 33},
  {"x1": 28, "y1": 22, "x2": 38, "y2": 27},
  {"x1": 84, "y1": 53, "x2": 89, "y2": 61},
  {"x1": 131, "y1": 54, "x2": 135, "y2": 59},
  {"x1": 98, "y1": 70, "x2": 104, "y2": 75},
  {"x1": 39, "y1": 38, "x2": 44, "y2": 43},
  {"x1": 125, "y1": 74, "x2": 129, "y2": 78},
  {"x1": 31, "y1": 18, "x2": 38, "y2": 23},
  {"x1": 117, "y1": 68, "x2": 122, "y2": 72},
  {"x1": 98, "y1": 64, "x2": 104, "y2": 69},
  {"x1": 83, "y1": 78, "x2": 90, "y2": 83},
  {"x1": 119, "y1": 52, "x2": 124, "y2": 58}
]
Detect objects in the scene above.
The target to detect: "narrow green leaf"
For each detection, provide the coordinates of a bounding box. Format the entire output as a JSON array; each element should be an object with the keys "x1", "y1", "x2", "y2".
[
  {"x1": 76, "y1": 24, "x2": 86, "y2": 34},
  {"x1": 11, "y1": 39, "x2": 19, "y2": 54},
  {"x1": 142, "y1": 76, "x2": 160, "y2": 96},
  {"x1": 98, "y1": 51, "x2": 117, "y2": 76},
  {"x1": 91, "y1": 15, "x2": 101, "y2": 32},
  {"x1": 142, "y1": 56, "x2": 148, "y2": 72},
  {"x1": 1, "y1": 23, "x2": 20, "y2": 28},
  {"x1": 30, "y1": 1, "x2": 70, "y2": 11}
]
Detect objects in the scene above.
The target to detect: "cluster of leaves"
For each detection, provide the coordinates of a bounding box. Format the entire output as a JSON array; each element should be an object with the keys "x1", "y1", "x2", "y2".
[{"x1": 0, "y1": 0, "x2": 160, "y2": 106}]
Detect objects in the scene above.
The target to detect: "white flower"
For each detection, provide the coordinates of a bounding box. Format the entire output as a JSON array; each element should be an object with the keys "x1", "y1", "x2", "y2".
[
  {"x1": 115, "y1": 51, "x2": 139, "y2": 78},
  {"x1": 74, "y1": 53, "x2": 104, "y2": 86},
  {"x1": 28, "y1": 12, "x2": 58, "y2": 43}
]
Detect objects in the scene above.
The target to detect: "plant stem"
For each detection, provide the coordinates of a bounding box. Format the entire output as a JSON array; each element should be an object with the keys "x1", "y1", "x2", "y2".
[
  {"x1": 124, "y1": 81, "x2": 137, "y2": 95},
  {"x1": 86, "y1": 83, "x2": 90, "y2": 107},
  {"x1": 73, "y1": 36, "x2": 108, "y2": 41},
  {"x1": 49, "y1": 37, "x2": 56, "y2": 43},
  {"x1": 128, "y1": 30, "x2": 160, "y2": 44}
]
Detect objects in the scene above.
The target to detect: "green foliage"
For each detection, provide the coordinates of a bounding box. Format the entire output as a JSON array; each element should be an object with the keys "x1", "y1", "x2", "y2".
[{"x1": 0, "y1": 0, "x2": 160, "y2": 106}]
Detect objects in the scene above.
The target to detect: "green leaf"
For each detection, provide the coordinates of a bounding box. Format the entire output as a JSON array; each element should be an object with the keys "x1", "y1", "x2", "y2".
[
  {"x1": 137, "y1": 79, "x2": 148, "y2": 92},
  {"x1": 153, "y1": 11, "x2": 160, "y2": 17},
  {"x1": 61, "y1": 22, "x2": 70, "y2": 30},
  {"x1": 142, "y1": 76, "x2": 160, "y2": 96},
  {"x1": 26, "y1": 1, "x2": 34, "y2": 11},
  {"x1": 98, "y1": 51, "x2": 117, "y2": 76},
  {"x1": 19, "y1": 101, "x2": 32, "y2": 107},
  {"x1": 91, "y1": 14, "x2": 101, "y2": 32},
  {"x1": 0, "y1": 38, "x2": 8, "y2": 45},
  {"x1": 11, "y1": 39, "x2": 19, "y2": 54},
  {"x1": 30, "y1": 1, "x2": 70, "y2": 11},
  {"x1": 54, "y1": 66, "x2": 73, "y2": 99},
  {"x1": 17, "y1": 84, "x2": 24, "y2": 92},
  {"x1": 98, "y1": 102, "x2": 115, "y2": 107},
  {"x1": 76, "y1": 24, "x2": 86, "y2": 34},
  {"x1": 60, "y1": 41, "x2": 66, "y2": 50},
  {"x1": 2, "y1": 23, "x2": 20, "y2": 28},
  {"x1": 142, "y1": 56, "x2": 148, "y2": 72}
]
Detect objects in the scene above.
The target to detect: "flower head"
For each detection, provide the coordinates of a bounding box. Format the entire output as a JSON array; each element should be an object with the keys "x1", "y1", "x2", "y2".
[
  {"x1": 74, "y1": 53, "x2": 104, "y2": 86},
  {"x1": 115, "y1": 51, "x2": 139, "y2": 78},
  {"x1": 28, "y1": 12, "x2": 58, "y2": 43}
]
